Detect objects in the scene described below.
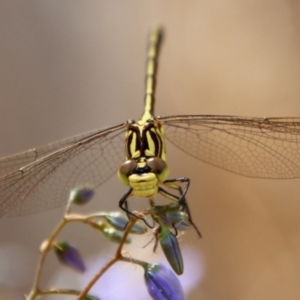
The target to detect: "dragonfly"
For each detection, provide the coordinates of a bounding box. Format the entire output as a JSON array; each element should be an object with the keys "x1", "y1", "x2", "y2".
[{"x1": 1, "y1": 26, "x2": 300, "y2": 233}]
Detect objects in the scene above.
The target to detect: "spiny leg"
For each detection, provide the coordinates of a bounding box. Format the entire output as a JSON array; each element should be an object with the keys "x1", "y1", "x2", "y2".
[
  {"x1": 163, "y1": 177, "x2": 190, "y2": 205},
  {"x1": 118, "y1": 187, "x2": 133, "y2": 217},
  {"x1": 171, "y1": 187, "x2": 199, "y2": 237},
  {"x1": 147, "y1": 196, "x2": 156, "y2": 228},
  {"x1": 119, "y1": 187, "x2": 154, "y2": 228},
  {"x1": 159, "y1": 182, "x2": 202, "y2": 237},
  {"x1": 163, "y1": 179, "x2": 193, "y2": 217}
]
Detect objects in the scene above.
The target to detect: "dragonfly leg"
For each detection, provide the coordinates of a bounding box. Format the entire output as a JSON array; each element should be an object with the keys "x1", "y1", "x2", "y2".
[
  {"x1": 119, "y1": 187, "x2": 154, "y2": 228},
  {"x1": 163, "y1": 177, "x2": 190, "y2": 206},
  {"x1": 118, "y1": 187, "x2": 133, "y2": 217},
  {"x1": 160, "y1": 180, "x2": 202, "y2": 237}
]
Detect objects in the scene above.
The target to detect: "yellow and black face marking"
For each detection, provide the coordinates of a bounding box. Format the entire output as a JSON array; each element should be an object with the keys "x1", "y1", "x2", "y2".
[{"x1": 125, "y1": 119, "x2": 166, "y2": 161}]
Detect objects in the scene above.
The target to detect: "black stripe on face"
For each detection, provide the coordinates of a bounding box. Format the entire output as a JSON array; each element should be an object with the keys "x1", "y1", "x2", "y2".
[
  {"x1": 126, "y1": 131, "x2": 133, "y2": 158},
  {"x1": 149, "y1": 129, "x2": 161, "y2": 157},
  {"x1": 126, "y1": 125, "x2": 141, "y2": 159},
  {"x1": 141, "y1": 121, "x2": 162, "y2": 158}
]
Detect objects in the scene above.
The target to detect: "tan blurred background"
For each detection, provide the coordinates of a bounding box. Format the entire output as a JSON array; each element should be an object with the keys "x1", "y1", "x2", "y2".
[{"x1": 1, "y1": 1, "x2": 300, "y2": 299}]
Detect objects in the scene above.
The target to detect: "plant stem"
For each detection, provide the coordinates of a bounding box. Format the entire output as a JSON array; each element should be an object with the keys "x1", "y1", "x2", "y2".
[
  {"x1": 77, "y1": 215, "x2": 139, "y2": 299},
  {"x1": 26, "y1": 217, "x2": 68, "y2": 300}
]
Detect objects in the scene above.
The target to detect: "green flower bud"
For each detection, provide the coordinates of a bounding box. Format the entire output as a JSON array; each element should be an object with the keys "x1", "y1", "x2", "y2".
[
  {"x1": 104, "y1": 212, "x2": 147, "y2": 234},
  {"x1": 159, "y1": 225, "x2": 184, "y2": 275},
  {"x1": 84, "y1": 296, "x2": 100, "y2": 300},
  {"x1": 92, "y1": 221, "x2": 131, "y2": 243}
]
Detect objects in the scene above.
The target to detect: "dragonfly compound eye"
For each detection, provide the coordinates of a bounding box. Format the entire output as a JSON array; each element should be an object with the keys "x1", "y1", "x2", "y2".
[
  {"x1": 146, "y1": 157, "x2": 169, "y2": 182},
  {"x1": 118, "y1": 159, "x2": 137, "y2": 186}
]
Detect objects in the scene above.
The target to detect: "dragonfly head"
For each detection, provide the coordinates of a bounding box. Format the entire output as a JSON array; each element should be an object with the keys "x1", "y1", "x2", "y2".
[{"x1": 118, "y1": 157, "x2": 169, "y2": 186}]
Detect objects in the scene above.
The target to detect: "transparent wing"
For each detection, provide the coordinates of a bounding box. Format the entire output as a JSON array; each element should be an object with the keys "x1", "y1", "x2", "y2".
[
  {"x1": 0, "y1": 128, "x2": 116, "y2": 177},
  {"x1": 161, "y1": 115, "x2": 300, "y2": 179},
  {"x1": 0, "y1": 123, "x2": 126, "y2": 217}
]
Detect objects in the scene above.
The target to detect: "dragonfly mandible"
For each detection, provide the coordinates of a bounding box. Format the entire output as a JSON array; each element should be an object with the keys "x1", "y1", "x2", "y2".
[{"x1": 1, "y1": 26, "x2": 300, "y2": 231}]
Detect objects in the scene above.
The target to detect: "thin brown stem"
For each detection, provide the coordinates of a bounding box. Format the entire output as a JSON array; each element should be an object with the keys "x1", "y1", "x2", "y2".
[
  {"x1": 37, "y1": 288, "x2": 82, "y2": 296},
  {"x1": 27, "y1": 211, "x2": 149, "y2": 299},
  {"x1": 77, "y1": 216, "x2": 139, "y2": 299},
  {"x1": 26, "y1": 218, "x2": 67, "y2": 300},
  {"x1": 26, "y1": 212, "x2": 101, "y2": 299}
]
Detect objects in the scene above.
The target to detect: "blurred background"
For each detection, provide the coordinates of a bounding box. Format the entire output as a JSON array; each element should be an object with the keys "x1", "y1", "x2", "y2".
[{"x1": 1, "y1": 1, "x2": 300, "y2": 299}]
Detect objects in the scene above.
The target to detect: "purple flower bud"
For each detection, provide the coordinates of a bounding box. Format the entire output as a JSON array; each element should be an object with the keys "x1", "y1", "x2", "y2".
[
  {"x1": 144, "y1": 263, "x2": 185, "y2": 300},
  {"x1": 159, "y1": 225, "x2": 184, "y2": 275},
  {"x1": 53, "y1": 241, "x2": 86, "y2": 272},
  {"x1": 104, "y1": 212, "x2": 147, "y2": 234},
  {"x1": 69, "y1": 187, "x2": 94, "y2": 205}
]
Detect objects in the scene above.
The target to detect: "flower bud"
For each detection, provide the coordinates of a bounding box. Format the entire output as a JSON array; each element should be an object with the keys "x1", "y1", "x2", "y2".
[
  {"x1": 84, "y1": 296, "x2": 100, "y2": 300},
  {"x1": 159, "y1": 225, "x2": 184, "y2": 275},
  {"x1": 92, "y1": 221, "x2": 131, "y2": 243},
  {"x1": 53, "y1": 241, "x2": 86, "y2": 272},
  {"x1": 104, "y1": 212, "x2": 147, "y2": 234},
  {"x1": 144, "y1": 263, "x2": 185, "y2": 300},
  {"x1": 69, "y1": 187, "x2": 94, "y2": 205}
]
